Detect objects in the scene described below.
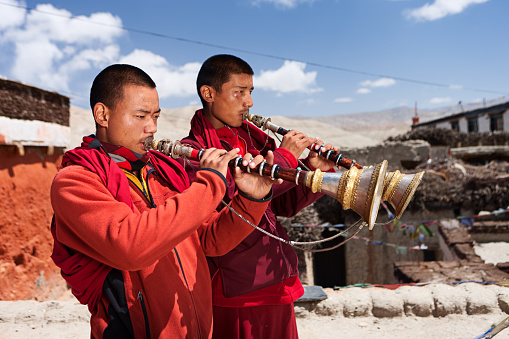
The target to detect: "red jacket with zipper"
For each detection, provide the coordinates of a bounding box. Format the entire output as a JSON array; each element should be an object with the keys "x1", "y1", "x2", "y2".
[{"x1": 51, "y1": 146, "x2": 270, "y2": 338}]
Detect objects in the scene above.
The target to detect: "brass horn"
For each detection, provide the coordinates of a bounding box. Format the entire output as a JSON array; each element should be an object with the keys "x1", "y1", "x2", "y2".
[
  {"x1": 244, "y1": 113, "x2": 424, "y2": 219},
  {"x1": 317, "y1": 161, "x2": 388, "y2": 230},
  {"x1": 382, "y1": 170, "x2": 424, "y2": 219},
  {"x1": 145, "y1": 138, "x2": 388, "y2": 229}
]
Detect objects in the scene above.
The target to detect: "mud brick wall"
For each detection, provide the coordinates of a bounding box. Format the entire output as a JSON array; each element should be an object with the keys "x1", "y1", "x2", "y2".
[{"x1": 0, "y1": 78, "x2": 69, "y2": 126}]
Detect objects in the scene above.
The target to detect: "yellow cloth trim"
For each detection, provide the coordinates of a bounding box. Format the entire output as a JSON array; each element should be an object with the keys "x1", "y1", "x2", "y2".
[{"x1": 121, "y1": 168, "x2": 153, "y2": 204}]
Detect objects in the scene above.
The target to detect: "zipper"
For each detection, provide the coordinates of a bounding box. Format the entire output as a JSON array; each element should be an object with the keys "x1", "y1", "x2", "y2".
[
  {"x1": 138, "y1": 170, "x2": 157, "y2": 208},
  {"x1": 144, "y1": 168, "x2": 156, "y2": 208},
  {"x1": 137, "y1": 291, "x2": 151, "y2": 339},
  {"x1": 125, "y1": 168, "x2": 156, "y2": 208},
  {"x1": 174, "y1": 248, "x2": 202, "y2": 339}
]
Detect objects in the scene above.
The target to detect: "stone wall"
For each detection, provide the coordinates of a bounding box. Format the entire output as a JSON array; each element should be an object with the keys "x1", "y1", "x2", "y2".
[
  {"x1": 343, "y1": 140, "x2": 430, "y2": 171},
  {"x1": 0, "y1": 78, "x2": 69, "y2": 126}
]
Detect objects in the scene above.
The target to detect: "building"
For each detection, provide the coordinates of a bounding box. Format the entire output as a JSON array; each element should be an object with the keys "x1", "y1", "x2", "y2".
[
  {"x1": 0, "y1": 77, "x2": 70, "y2": 300},
  {"x1": 0, "y1": 77, "x2": 70, "y2": 152},
  {"x1": 412, "y1": 97, "x2": 509, "y2": 133}
]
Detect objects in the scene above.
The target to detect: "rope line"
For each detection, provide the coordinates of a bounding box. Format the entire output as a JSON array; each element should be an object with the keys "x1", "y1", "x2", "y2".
[
  {"x1": 182, "y1": 156, "x2": 364, "y2": 251},
  {"x1": 0, "y1": 1, "x2": 506, "y2": 96}
]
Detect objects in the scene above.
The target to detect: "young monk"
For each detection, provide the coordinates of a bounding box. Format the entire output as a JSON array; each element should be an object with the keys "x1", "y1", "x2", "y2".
[
  {"x1": 181, "y1": 54, "x2": 338, "y2": 338},
  {"x1": 50, "y1": 64, "x2": 279, "y2": 338}
]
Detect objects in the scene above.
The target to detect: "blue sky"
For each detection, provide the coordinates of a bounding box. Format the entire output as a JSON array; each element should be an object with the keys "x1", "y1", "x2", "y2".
[{"x1": 0, "y1": 0, "x2": 507, "y2": 117}]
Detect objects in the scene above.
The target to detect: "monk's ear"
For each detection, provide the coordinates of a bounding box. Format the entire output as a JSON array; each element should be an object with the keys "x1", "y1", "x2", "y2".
[
  {"x1": 93, "y1": 103, "x2": 109, "y2": 128},
  {"x1": 200, "y1": 85, "x2": 215, "y2": 103}
]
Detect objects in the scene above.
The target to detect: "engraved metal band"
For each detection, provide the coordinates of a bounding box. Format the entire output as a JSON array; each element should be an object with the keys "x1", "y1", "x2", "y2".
[
  {"x1": 325, "y1": 149, "x2": 334, "y2": 160},
  {"x1": 259, "y1": 160, "x2": 266, "y2": 176},
  {"x1": 247, "y1": 158, "x2": 253, "y2": 173},
  {"x1": 271, "y1": 165, "x2": 277, "y2": 180},
  {"x1": 234, "y1": 157, "x2": 242, "y2": 167},
  {"x1": 335, "y1": 154, "x2": 343, "y2": 166}
]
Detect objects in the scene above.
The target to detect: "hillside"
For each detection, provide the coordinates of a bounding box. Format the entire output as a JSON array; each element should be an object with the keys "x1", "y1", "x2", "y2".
[{"x1": 70, "y1": 105, "x2": 414, "y2": 150}]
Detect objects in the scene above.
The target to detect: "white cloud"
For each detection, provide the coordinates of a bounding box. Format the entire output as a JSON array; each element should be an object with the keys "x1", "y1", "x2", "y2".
[
  {"x1": 357, "y1": 88, "x2": 372, "y2": 94},
  {"x1": 0, "y1": 1, "x2": 123, "y2": 93},
  {"x1": 0, "y1": 0, "x2": 26, "y2": 30},
  {"x1": 61, "y1": 45, "x2": 120, "y2": 75},
  {"x1": 360, "y1": 78, "x2": 396, "y2": 88},
  {"x1": 405, "y1": 0, "x2": 489, "y2": 22},
  {"x1": 334, "y1": 97, "x2": 353, "y2": 103},
  {"x1": 0, "y1": 1, "x2": 202, "y2": 100},
  {"x1": 254, "y1": 60, "x2": 322, "y2": 94},
  {"x1": 430, "y1": 97, "x2": 452, "y2": 104},
  {"x1": 11, "y1": 38, "x2": 120, "y2": 92},
  {"x1": 119, "y1": 49, "x2": 201, "y2": 98},
  {"x1": 5, "y1": 4, "x2": 123, "y2": 45},
  {"x1": 251, "y1": 0, "x2": 316, "y2": 9}
]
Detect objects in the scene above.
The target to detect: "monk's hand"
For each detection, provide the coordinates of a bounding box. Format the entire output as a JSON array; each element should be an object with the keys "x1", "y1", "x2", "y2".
[
  {"x1": 279, "y1": 129, "x2": 319, "y2": 160},
  {"x1": 199, "y1": 147, "x2": 240, "y2": 179},
  {"x1": 233, "y1": 151, "x2": 282, "y2": 200},
  {"x1": 308, "y1": 142, "x2": 338, "y2": 172}
]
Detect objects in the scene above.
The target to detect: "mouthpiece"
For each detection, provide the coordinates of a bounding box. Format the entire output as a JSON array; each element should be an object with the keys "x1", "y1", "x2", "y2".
[{"x1": 144, "y1": 137, "x2": 157, "y2": 151}]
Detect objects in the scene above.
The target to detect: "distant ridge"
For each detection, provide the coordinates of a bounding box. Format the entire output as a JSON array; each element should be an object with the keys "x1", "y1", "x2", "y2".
[
  {"x1": 290, "y1": 106, "x2": 441, "y2": 130},
  {"x1": 69, "y1": 104, "x2": 444, "y2": 151}
]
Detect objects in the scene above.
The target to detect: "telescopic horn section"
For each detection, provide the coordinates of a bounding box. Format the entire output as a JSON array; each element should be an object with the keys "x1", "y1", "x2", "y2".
[{"x1": 145, "y1": 137, "x2": 388, "y2": 229}]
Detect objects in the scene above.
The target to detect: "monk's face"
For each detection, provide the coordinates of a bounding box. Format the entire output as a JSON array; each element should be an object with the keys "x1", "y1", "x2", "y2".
[
  {"x1": 204, "y1": 73, "x2": 254, "y2": 129},
  {"x1": 100, "y1": 84, "x2": 160, "y2": 154}
]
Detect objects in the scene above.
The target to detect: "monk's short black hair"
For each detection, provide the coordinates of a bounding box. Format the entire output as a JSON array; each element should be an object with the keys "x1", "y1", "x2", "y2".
[
  {"x1": 196, "y1": 55, "x2": 253, "y2": 106},
  {"x1": 90, "y1": 64, "x2": 156, "y2": 110}
]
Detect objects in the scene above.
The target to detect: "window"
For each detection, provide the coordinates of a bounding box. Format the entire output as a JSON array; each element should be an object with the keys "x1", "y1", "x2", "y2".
[
  {"x1": 490, "y1": 114, "x2": 504, "y2": 131},
  {"x1": 450, "y1": 120, "x2": 459, "y2": 131},
  {"x1": 467, "y1": 117, "x2": 478, "y2": 133}
]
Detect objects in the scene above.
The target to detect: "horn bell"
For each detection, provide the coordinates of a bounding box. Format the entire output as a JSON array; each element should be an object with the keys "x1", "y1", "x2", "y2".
[
  {"x1": 382, "y1": 170, "x2": 425, "y2": 219},
  {"x1": 310, "y1": 160, "x2": 388, "y2": 230}
]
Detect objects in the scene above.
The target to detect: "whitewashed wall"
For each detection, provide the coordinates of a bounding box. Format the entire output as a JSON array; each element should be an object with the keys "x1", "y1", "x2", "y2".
[
  {"x1": 436, "y1": 121, "x2": 451, "y2": 129},
  {"x1": 478, "y1": 113, "x2": 491, "y2": 132},
  {"x1": 424, "y1": 109, "x2": 508, "y2": 133},
  {"x1": 0, "y1": 116, "x2": 70, "y2": 147},
  {"x1": 459, "y1": 118, "x2": 468, "y2": 132}
]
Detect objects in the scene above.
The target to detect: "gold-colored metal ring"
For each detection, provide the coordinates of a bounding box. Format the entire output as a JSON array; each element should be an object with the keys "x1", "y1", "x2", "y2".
[
  {"x1": 346, "y1": 166, "x2": 363, "y2": 210},
  {"x1": 384, "y1": 171, "x2": 404, "y2": 202},
  {"x1": 310, "y1": 169, "x2": 324, "y2": 193},
  {"x1": 342, "y1": 168, "x2": 356, "y2": 210},
  {"x1": 396, "y1": 171, "x2": 424, "y2": 219}
]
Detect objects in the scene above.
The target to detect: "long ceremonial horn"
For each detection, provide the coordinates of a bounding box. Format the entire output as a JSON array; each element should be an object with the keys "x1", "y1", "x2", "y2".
[
  {"x1": 145, "y1": 137, "x2": 388, "y2": 229},
  {"x1": 382, "y1": 170, "x2": 424, "y2": 219},
  {"x1": 244, "y1": 113, "x2": 424, "y2": 219}
]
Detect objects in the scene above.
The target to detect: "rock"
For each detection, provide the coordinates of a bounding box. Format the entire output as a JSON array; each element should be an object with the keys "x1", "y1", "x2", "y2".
[
  {"x1": 458, "y1": 283, "x2": 498, "y2": 315},
  {"x1": 397, "y1": 286, "x2": 434, "y2": 317},
  {"x1": 370, "y1": 288, "x2": 403, "y2": 317},
  {"x1": 314, "y1": 292, "x2": 343, "y2": 317},
  {"x1": 294, "y1": 305, "x2": 310, "y2": 318},
  {"x1": 339, "y1": 288, "x2": 372, "y2": 317},
  {"x1": 427, "y1": 284, "x2": 466, "y2": 317}
]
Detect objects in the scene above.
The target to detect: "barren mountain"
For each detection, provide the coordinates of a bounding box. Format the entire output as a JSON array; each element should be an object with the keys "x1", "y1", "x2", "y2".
[{"x1": 70, "y1": 105, "x2": 416, "y2": 150}]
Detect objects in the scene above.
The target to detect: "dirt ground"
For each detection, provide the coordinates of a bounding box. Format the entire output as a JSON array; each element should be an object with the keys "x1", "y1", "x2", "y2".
[{"x1": 0, "y1": 295, "x2": 508, "y2": 339}]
